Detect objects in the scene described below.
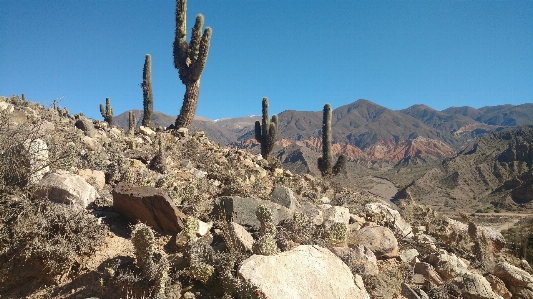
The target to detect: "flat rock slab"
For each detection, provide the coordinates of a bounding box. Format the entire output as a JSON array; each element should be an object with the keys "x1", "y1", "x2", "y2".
[
  {"x1": 113, "y1": 182, "x2": 186, "y2": 233},
  {"x1": 239, "y1": 245, "x2": 369, "y2": 299},
  {"x1": 213, "y1": 196, "x2": 292, "y2": 231}
]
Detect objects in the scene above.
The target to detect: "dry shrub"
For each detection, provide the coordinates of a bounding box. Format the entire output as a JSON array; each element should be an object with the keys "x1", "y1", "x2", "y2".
[{"x1": 0, "y1": 193, "x2": 107, "y2": 291}]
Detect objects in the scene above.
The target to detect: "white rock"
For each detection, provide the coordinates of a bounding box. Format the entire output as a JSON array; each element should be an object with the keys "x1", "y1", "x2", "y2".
[
  {"x1": 34, "y1": 170, "x2": 99, "y2": 209},
  {"x1": 322, "y1": 206, "x2": 350, "y2": 229}
]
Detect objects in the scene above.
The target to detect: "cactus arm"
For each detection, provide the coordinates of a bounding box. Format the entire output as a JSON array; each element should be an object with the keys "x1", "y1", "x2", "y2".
[
  {"x1": 190, "y1": 27, "x2": 212, "y2": 81},
  {"x1": 188, "y1": 15, "x2": 204, "y2": 64},
  {"x1": 173, "y1": 0, "x2": 188, "y2": 71},
  {"x1": 255, "y1": 121, "x2": 262, "y2": 142},
  {"x1": 99, "y1": 103, "x2": 105, "y2": 117}
]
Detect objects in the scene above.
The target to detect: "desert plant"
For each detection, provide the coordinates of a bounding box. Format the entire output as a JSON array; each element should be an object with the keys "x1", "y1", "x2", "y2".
[
  {"x1": 317, "y1": 103, "x2": 346, "y2": 176},
  {"x1": 99, "y1": 97, "x2": 114, "y2": 126},
  {"x1": 128, "y1": 111, "x2": 136, "y2": 136},
  {"x1": 254, "y1": 97, "x2": 278, "y2": 160},
  {"x1": 142, "y1": 54, "x2": 153, "y2": 127},
  {"x1": 253, "y1": 205, "x2": 278, "y2": 255},
  {"x1": 173, "y1": 0, "x2": 212, "y2": 129}
]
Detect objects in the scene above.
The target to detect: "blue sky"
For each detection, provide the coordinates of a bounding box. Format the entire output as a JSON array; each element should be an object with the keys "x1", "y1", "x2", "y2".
[{"x1": 1, "y1": 1, "x2": 532, "y2": 121}]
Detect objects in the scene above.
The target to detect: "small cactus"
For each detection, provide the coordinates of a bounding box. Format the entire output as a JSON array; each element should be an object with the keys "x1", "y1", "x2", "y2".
[
  {"x1": 184, "y1": 216, "x2": 199, "y2": 243},
  {"x1": 317, "y1": 103, "x2": 346, "y2": 176},
  {"x1": 254, "y1": 97, "x2": 278, "y2": 160},
  {"x1": 99, "y1": 97, "x2": 114, "y2": 126},
  {"x1": 253, "y1": 205, "x2": 278, "y2": 255},
  {"x1": 173, "y1": 0, "x2": 212, "y2": 129},
  {"x1": 327, "y1": 222, "x2": 347, "y2": 247},
  {"x1": 141, "y1": 54, "x2": 153, "y2": 127},
  {"x1": 128, "y1": 111, "x2": 136, "y2": 136},
  {"x1": 131, "y1": 223, "x2": 157, "y2": 276}
]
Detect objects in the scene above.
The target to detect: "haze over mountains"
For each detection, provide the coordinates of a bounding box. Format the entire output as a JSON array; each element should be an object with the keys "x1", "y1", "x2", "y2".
[{"x1": 116, "y1": 99, "x2": 533, "y2": 164}]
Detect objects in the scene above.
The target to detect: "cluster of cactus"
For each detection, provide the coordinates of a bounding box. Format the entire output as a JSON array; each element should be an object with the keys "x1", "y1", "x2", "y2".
[
  {"x1": 317, "y1": 103, "x2": 346, "y2": 176},
  {"x1": 131, "y1": 223, "x2": 169, "y2": 297},
  {"x1": 184, "y1": 216, "x2": 215, "y2": 284},
  {"x1": 99, "y1": 97, "x2": 114, "y2": 126},
  {"x1": 128, "y1": 111, "x2": 136, "y2": 136},
  {"x1": 253, "y1": 205, "x2": 278, "y2": 255},
  {"x1": 327, "y1": 222, "x2": 348, "y2": 247},
  {"x1": 173, "y1": 0, "x2": 212, "y2": 129},
  {"x1": 141, "y1": 54, "x2": 153, "y2": 127},
  {"x1": 255, "y1": 97, "x2": 278, "y2": 160}
]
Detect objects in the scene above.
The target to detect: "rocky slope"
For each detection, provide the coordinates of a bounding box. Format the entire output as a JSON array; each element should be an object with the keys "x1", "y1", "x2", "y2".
[{"x1": 395, "y1": 126, "x2": 533, "y2": 212}]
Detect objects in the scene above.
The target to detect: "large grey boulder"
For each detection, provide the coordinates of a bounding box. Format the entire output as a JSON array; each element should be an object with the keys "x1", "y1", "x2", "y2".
[
  {"x1": 238, "y1": 245, "x2": 369, "y2": 299},
  {"x1": 270, "y1": 185, "x2": 297, "y2": 210},
  {"x1": 113, "y1": 182, "x2": 186, "y2": 233},
  {"x1": 33, "y1": 170, "x2": 98, "y2": 209},
  {"x1": 349, "y1": 225, "x2": 399, "y2": 258},
  {"x1": 213, "y1": 196, "x2": 293, "y2": 230},
  {"x1": 453, "y1": 272, "x2": 503, "y2": 299},
  {"x1": 364, "y1": 202, "x2": 413, "y2": 238},
  {"x1": 493, "y1": 262, "x2": 533, "y2": 298}
]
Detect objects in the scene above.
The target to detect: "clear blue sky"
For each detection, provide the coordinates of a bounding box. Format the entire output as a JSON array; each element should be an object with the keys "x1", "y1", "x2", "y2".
[{"x1": 1, "y1": 1, "x2": 532, "y2": 121}]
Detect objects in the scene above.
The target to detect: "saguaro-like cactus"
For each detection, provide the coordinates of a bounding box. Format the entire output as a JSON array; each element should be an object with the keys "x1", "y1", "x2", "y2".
[
  {"x1": 317, "y1": 103, "x2": 346, "y2": 176},
  {"x1": 255, "y1": 97, "x2": 278, "y2": 160},
  {"x1": 128, "y1": 111, "x2": 136, "y2": 136},
  {"x1": 99, "y1": 97, "x2": 113, "y2": 126},
  {"x1": 141, "y1": 54, "x2": 153, "y2": 127},
  {"x1": 173, "y1": 0, "x2": 212, "y2": 129}
]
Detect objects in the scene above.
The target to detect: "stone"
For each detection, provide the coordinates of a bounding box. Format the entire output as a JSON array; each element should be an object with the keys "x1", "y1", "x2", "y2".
[
  {"x1": 23, "y1": 138, "x2": 50, "y2": 185},
  {"x1": 401, "y1": 283, "x2": 429, "y2": 299},
  {"x1": 139, "y1": 125, "x2": 156, "y2": 136},
  {"x1": 270, "y1": 185, "x2": 297, "y2": 210},
  {"x1": 349, "y1": 225, "x2": 399, "y2": 258},
  {"x1": 322, "y1": 205, "x2": 350, "y2": 229},
  {"x1": 364, "y1": 202, "x2": 413, "y2": 238},
  {"x1": 196, "y1": 219, "x2": 213, "y2": 237},
  {"x1": 297, "y1": 201, "x2": 323, "y2": 225},
  {"x1": 74, "y1": 118, "x2": 96, "y2": 137},
  {"x1": 226, "y1": 222, "x2": 254, "y2": 253},
  {"x1": 413, "y1": 262, "x2": 443, "y2": 285},
  {"x1": 0, "y1": 101, "x2": 14, "y2": 113},
  {"x1": 331, "y1": 245, "x2": 378, "y2": 275},
  {"x1": 428, "y1": 250, "x2": 469, "y2": 280},
  {"x1": 213, "y1": 196, "x2": 293, "y2": 231},
  {"x1": 192, "y1": 168, "x2": 207, "y2": 179},
  {"x1": 493, "y1": 262, "x2": 533, "y2": 298},
  {"x1": 454, "y1": 272, "x2": 502, "y2": 299},
  {"x1": 82, "y1": 136, "x2": 100, "y2": 151},
  {"x1": 77, "y1": 169, "x2": 105, "y2": 190},
  {"x1": 112, "y1": 182, "x2": 186, "y2": 233},
  {"x1": 485, "y1": 274, "x2": 512, "y2": 299},
  {"x1": 33, "y1": 170, "x2": 99, "y2": 209},
  {"x1": 400, "y1": 249, "x2": 419, "y2": 264},
  {"x1": 238, "y1": 245, "x2": 370, "y2": 299}
]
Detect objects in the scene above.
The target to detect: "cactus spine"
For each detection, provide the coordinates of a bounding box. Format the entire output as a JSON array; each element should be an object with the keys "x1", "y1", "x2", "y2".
[
  {"x1": 141, "y1": 54, "x2": 153, "y2": 127},
  {"x1": 255, "y1": 97, "x2": 278, "y2": 160},
  {"x1": 128, "y1": 111, "x2": 136, "y2": 136},
  {"x1": 173, "y1": 0, "x2": 212, "y2": 129},
  {"x1": 99, "y1": 97, "x2": 114, "y2": 126},
  {"x1": 317, "y1": 103, "x2": 346, "y2": 176}
]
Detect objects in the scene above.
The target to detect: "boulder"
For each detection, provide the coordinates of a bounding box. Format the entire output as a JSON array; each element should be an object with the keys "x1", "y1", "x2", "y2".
[
  {"x1": 330, "y1": 245, "x2": 378, "y2": 275},
  {"x1": 322, "y1": 205, "x2": 350, "y2": 229},
  {"x1": 33, "y1": 170, "x2": 98, "y2": 209},
  {"x1": 0, "y1": 101, "x2": 14, "y2": 113},
  {"x1": 213, "y1": 196, "x2": 292, "y2": 230},
  {"x1": 139, "y1": 125, "x2": 156, "y2": 136},
  {"x1": 74, "y1": 118, "x2": 96, "y2": 137},
  {"x1": 364, "y1": 202, "x2": 413, "y2": 238},
  {"x1": 400, "y1": 249, "x2": 420, "y2": 264},
  {"x1": 348, "y1": 225, "x2": 399, "y2": 258},
  {"x1": 297, "y1": 201, "x2": 323, "y2": 225},
  {"x1": 77, "y1": 169, "x2": 105, "y2": 190},
  {"x1": 485, "y1": 274, "x2": 512, "y2": 299},
  {"x1": 270, "y1": 186, "x2": 297, "y2": 210},
  {"x1": 112, "y1": 182, "x2": 186, "y2": 233},
  {"x1": 428, "y1": 250, "x2": 469, "y2": 280},
  {"x1": 493, "y1": 262, "x2": 533, "y2": 298},
  {"x1": 238, "y1": 245, "x2": 370, "y2": 299},
  {"x1": 453, "y1": 272, "x2": 502, "y2": 299},
  {"x1": 226, "y1": 222, "x2": 254, "y2": 253}
]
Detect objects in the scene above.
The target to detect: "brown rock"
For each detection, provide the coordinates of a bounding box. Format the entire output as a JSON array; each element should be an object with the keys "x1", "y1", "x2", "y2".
[
  {"x1": 485, "y1": 274, "x2": 512, "y2": 299},
  {"x1": 413, "y1": 262, "x2": 444, "y2": 286},
  {"x1": 349, "y1": 225, "x2": 399, "y2": 258},
  {"x1": 112, "y1": 182, "x2": 186, "y2": 233}
]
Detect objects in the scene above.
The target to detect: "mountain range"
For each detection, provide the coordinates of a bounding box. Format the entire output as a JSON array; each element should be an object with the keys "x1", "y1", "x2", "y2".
[{"x1": 115, "y1": 99, "x2": 533, "y2": 164}]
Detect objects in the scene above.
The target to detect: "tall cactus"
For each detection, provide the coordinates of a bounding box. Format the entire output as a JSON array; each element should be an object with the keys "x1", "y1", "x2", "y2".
[
  {"x1": 141, "y1": 54, "x2": 153, "y2": 127},
  {"x1": 128, "y1": 111, "x2": 136, "y2": 136},
  {"x1": 317, "y1": 103, "x2": 346, "y2": 176},
  {"x1": 99, "y1": 97, "x2": 114, "y2": 126},
  {"x1": 173, "y1": 0, "x2": 212, "y2": 129},
  {"x1": 255, "y1": 97, "x2": 278, "y2": 160}
]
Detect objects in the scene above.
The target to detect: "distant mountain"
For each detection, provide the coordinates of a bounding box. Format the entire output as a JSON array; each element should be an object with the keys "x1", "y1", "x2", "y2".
[
  {"x1": 115, "y1": 100, "x2": 533, "y2": 167},
  {"x1": 395, "y1": 126, "x2": 533, "y2": 211}
]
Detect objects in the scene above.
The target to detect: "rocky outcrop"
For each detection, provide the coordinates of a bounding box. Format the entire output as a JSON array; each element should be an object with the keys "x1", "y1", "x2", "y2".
[
  {"x1": 238, "y1": 245, "x2": 370, "y2": 299},
  {"x1": 454, "y1": 272, "x2": 503, "y2": 299},
  {"x1": 493, "y1": 262, "x2": 533, "y2": 298},
  {"x1": 33, "y1": 170, "x2": 98, "y2": 209},
  {"x1": 348, "y1": 225, "x2": 399, "y2": 258},
  {"x1": 364, "y1": 202, "x2": 413, "y2": 238},
  {"x1": 112, "y1": 182, "x2": 186, "y2": 233},
  {"x1": 428, "y1": 250, "x2": 469, "y2": 280}
]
